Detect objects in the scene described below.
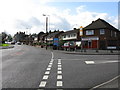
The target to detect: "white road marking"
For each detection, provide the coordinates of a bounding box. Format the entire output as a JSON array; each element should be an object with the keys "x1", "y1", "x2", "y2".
[
  {"x1": 48, "y1": 65, "x2": 52, "y2": 68},
  {"x1": 85, "y1": 61, "x2": 95, "y2": 64},
  {"x1": 98, "y1": 60, "x2": 119, "y2": 64},
  {"x1": 50, "y1": 61, "x2": 53, "y2": 63},
  {"x1": 57, "y1": 81, "x2": 63, "y2": 86},
  {"x1": 58, "y1": 60, "x2": 61, "y2": 62},
  {"x1": 85, "y1": 60, "x2": 119, "y2": 64},
  {"x1": 90, "y1": 75, "x2": 120, "y2": 90},
  {"x1": 58, "y1": 62, "x2": 61, "y2": 64},
  {"x1": 58, "y1": 67, "x2": 62, "y2": 70},
  {"x1": 51, "y1": 52, "x2": 54, "y2": 59},
  {"x1": 45, "y1": 71, "x2": 50, "y2": 74},
  {"x1": 46, "y1": 67, "x2": 51, "y2": 70},
  {"x1": 49, "y1": 62, "x2": 53, "y2": 65},
  {"x1": 58, "y1": 65, "x2": 62, "y2": 67},
  {"x1": 43, "y1": 75, "x2": 49, "y2": 80},
  {"x1": 57, "y1": 75, "x2": 62, "y2": 79},
  {"x1": 57, "y1": 71, "x2": 62, "y2": 74},
  {"x1": 39, "y1": 81, "x2": 47, "y2": 87}
]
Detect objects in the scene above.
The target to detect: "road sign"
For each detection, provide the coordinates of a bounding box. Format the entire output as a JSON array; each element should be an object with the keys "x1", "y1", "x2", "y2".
[{"x1": 53, "y1": 38, "x2": 59, "y2": 46}]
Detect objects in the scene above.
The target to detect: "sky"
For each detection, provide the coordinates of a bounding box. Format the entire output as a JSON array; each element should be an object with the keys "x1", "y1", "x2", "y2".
[{"x1": 0, "y1": 0, "x2": 119, "y2": 36}]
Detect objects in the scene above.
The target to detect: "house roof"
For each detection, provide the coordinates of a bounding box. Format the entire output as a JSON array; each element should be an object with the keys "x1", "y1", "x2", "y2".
[
  {"x1": 61, "y1": 29, "x2": 79, "y2": 35},
  {"x1": 47, "y1": 31, "x2": 63, "y2": 38},
  {"x1": 84, "y1": 18, "x2": 118, "y2": 31}
]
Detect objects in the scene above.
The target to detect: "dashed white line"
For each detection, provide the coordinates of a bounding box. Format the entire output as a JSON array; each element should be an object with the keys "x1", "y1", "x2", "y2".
[
  {"x1": 58, "y1": 65, "x2": 62, "y2": 67},
  {"x1": 45, "y1": 71, "x2": 50, "y2": 74},
  {"x1": 57, "y1": 75, "x2": 62, "y2": 79},
  {"x1": 57, "y1": 81, "x2": 63, "y2": 87},
  {"x1": 46, "y1": 67, "x2": 51, "y2": 70},
  {"x1": 58, "y1": 62, "x2": 61, "y2": 64},
  {"x1": 57, "y1": 71, "x2": 62, "y2": 74},
  {"x1": 43, "y1": 75, "x2": 49, "y2": 80},
  {"x1": 39, "y1": 81, "x2": 47, "y2": 87},
  {"x1": 48, "y1": 65, "x2": 52, "y2": 68},
  {"x1": 49, "y1": 62, "x2": 53, "y2": 65},
  {"x1": 58, "y1": 67, "x2": 62, "y2": 70}
]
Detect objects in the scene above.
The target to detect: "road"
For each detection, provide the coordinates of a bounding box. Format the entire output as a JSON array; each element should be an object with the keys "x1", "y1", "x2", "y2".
[{"x1": 1, "y1": 45, "x2": 119, "y2": 89}]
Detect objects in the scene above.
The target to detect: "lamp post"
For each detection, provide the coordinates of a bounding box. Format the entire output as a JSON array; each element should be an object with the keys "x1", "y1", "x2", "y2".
[{"x1": 43, "y1": 14, "x2": 49, "y2": 50}]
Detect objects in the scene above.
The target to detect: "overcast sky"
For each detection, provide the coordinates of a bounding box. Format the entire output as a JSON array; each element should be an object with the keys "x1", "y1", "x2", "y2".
[{"x1": 0, "y1": 0, "x2": 119, "y2": 35}]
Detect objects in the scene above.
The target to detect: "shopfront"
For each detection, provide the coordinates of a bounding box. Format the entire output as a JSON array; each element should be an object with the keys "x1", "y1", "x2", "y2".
[{"x1": 82, "y1": 37, "x2": 99, "y2": 49}]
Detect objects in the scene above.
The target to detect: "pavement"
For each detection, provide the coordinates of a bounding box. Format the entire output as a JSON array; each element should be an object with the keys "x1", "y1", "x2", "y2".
[
  {"x1": 1, "y1": 45, "x2": 120, "y2": 89},
  {"x1": 63, "y1": 49, "x2": 120, "y2": 55}
]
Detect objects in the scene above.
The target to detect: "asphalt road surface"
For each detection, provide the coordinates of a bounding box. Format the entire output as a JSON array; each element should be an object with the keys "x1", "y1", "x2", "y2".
[{"x1": 1, "y1": 45, "x2": 119, "y2": 89}]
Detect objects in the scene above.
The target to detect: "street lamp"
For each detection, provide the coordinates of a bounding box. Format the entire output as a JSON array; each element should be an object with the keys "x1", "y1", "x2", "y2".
[{"x1": 43, "y1": 14, "x2": 49, "y2": 50}]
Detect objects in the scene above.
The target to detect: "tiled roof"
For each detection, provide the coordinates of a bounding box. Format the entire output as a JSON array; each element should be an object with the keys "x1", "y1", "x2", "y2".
[
  {"x1": 47, "y1": 31, "x2": 63, "y2": 38},
  {"x1": 84, "y1": 18, "x2": 118, "y2": 31},
  {"x1": 61, "y1": 29, "x2": 79, "y2": 35}
]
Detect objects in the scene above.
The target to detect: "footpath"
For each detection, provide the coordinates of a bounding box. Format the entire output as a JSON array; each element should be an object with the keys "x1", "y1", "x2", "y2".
[{"x1": 63, "y1": 49, "x2": 120, "y2": 55}]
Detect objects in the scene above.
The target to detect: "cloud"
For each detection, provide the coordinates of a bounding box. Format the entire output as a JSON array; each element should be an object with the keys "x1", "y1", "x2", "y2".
[{"x1": 0, "y1": 0, "x2": 118, "y2": 35}]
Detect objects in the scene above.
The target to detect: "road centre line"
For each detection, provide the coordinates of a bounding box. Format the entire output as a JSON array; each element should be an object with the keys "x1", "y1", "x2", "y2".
[
  {"x1": 43, "y1": 75, "x2": 49, "y2": 80},
  {"x1": 57, "y1": 81, "x2": 63, "y2": 87},
  {"x1": 58, "y1": 67, "x2": 62, "y2": 70},
  {"x1": 57, "y1": 71, "x2": 62, "y2": 74},
  {"x1": 39, "y1": 52, "x2": 54, "y2": 88},
  {"x1": 48, "y1": 65, "x2": 52, "y2": 68},
  {"x1": 39, "y1": 81, "x2": 47, "y2": 87},
  {"x1": 58, "y1": 65, "x2": 62, "y2": 67},
  {"x1": 45, "y1": 71, "x2": 50, "y2": 74},
  {"x1": 46, "y1": 67, "x2": 51, "y2": 70},
  {"x1": 57, "y1": 75, "x2": 62, "y2": 79},
  {"x1": 58, "y1": 62, "x2": 61, "y2": 64},
  {"x1": 49, "y1": 62, "x2": 53, "y2": 65}
]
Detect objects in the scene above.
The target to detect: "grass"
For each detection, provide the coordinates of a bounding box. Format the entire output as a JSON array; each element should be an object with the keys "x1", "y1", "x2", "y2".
[{"x1": 0, "y1": 44, "x2": 10, "y2": 46}]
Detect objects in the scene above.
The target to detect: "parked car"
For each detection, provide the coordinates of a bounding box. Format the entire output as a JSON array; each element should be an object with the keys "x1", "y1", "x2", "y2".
[
  {"x1": 17, "y1": 42, "x2": 21, "y2": 45},
  {"x1": 62, "y1": 41, "x2": 76, "y2": 51},
  {"x1": 11, "y1": 41, "x2": 15, "y2": 45}
]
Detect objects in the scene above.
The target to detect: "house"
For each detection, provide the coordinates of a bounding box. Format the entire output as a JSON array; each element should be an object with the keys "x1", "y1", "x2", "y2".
[
  {"x1": 46, "y1": 31, "x2": 64, "y2": 47},
  {"x1": 59, "y1": 28, "x2": 81, "y2": 50},
  {"x1": 82, "y1": 18, "x2": 120, "y2": 50}
]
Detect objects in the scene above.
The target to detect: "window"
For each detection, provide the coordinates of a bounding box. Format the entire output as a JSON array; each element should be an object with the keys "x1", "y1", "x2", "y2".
[
  {"x1": 63, "y1": 35, "x2": 66, "y2": 38},
  {"x1": 114, "y1": 32, "x2": 117, "y2": 37},
  {"x1": 68, "y1": 35, "x2": 70, "y2": 38},
  {"x1": 100, "y1": 29, "x2": 105, "y2": 35},
  {"x1": 73, "y1": 34, "x2": 76, "y2": 37},
  {"x1": 86, "y1": 30, "x2": 94, "y2": 35}
]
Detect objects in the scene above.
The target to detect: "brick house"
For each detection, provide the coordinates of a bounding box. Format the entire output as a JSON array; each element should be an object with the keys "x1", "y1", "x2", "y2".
[{"x1": 82, "y1": 18, "x2": 120, "y2": 50}]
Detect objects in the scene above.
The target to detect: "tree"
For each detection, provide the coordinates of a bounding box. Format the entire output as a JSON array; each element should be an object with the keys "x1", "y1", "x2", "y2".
[
  {"x1": 2, "y1": 32, "x2": 7, "y2": 43},
  {"x1": 7, "y1": 34, "x2": 13, "y2": 42}
]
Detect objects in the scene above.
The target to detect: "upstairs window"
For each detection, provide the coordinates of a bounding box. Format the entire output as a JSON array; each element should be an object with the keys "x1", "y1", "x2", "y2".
[
  {"x1": 63, "y1": 35, "x2": 66, "y2": 38},
  {"x1": 100, "y1": 29, "x2": 105, "y2": 35},
  {"x1": 86, "y1": 30, "x2": 94, "y2": 35},
  {"x1": 114, "y1": 32, "x2": 117, "y2": 37}
]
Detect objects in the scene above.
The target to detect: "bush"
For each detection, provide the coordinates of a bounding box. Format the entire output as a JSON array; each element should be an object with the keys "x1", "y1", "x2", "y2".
[{"x1": 0, "y1": 44, "x2": 9, "y2": 46}]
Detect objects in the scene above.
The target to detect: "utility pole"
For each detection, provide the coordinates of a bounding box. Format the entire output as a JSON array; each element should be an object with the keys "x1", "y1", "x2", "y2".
[{"x1": 43, "y1": 14, "x2": 49, "y2": 50}]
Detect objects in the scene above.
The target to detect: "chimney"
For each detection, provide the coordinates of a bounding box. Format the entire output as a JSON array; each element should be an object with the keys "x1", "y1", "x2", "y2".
[{"x1": 74, "y1": 28, "x2": 76, "y2": 30}]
